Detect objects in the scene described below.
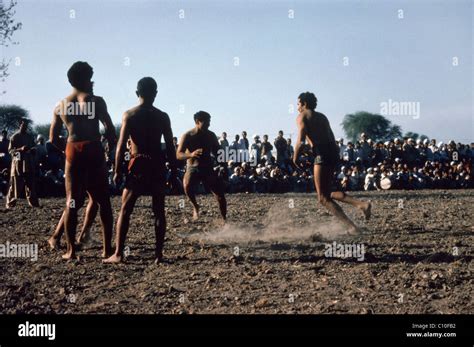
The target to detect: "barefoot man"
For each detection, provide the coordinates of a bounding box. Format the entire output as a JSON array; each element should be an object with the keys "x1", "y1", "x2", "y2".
[
  {"x1": 177, "y1": 111, "x2": 227, "y2": 221},
  {"x1": 104, "y1": 77, "x2": 177, "y2": 264},
  {"x1": 48, "y1": 196, "x2": 98, "y2": 250},
  {"x1": 50, "y1": 61, "x2": 116, "y2": 259},
  {"x1": 293, "y1": 92, "x2": 371, "y2": 234}
]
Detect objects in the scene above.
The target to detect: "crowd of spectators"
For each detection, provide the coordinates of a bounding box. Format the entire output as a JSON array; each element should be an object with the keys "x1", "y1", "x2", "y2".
[{"x1": 0, "y1": 128, "x2": 472, "y2": 198}]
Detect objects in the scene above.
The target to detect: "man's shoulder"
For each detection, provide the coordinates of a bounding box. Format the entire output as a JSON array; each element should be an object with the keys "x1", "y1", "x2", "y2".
[
  {"x1": 153, "y1": 107, "x2": 169, "y2": 117},
  {"x1": 10, "y1": 131, "x2": 22, "y2": 139},
  {"x1": 207, "y1": 130, "x2": 218, "y2": 139},
  {"x1": 184, "y1": 128, "x2": 197, "y2": 137},
  {"x1": 92, "y1": 95, "x2": 105, "y2": 103}
]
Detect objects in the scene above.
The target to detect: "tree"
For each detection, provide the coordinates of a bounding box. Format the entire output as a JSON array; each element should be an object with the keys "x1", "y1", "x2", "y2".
[
  {"x1": 0, "y1": 104, "x2": 31, "y2": 133},
  {"x1": 34, "y1": 123, "x2": 51, "y2": 139},
  {"x1": 341, "y1": 111, "x2": 402, "y2": 142},
  {"x1": 404, "y1": 132, "x2": 429, "y2": 142},
  {"x1": 404, "y1": 132, "x2": 419, "y2": 140},
  {"x1": 0, "y1": 0, "x2": 22, "y2": 87}
]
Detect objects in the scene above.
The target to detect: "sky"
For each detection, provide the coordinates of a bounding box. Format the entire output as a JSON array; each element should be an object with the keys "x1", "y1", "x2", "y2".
[{"x1": 0, "y1": 0, "x2": 472, "y2": 142}]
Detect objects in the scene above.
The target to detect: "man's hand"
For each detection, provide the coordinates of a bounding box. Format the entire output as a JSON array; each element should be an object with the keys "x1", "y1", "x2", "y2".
[
  {"x1": 191, "y1": 148, "x2": 203, "y2": 158},
  {"x1": 113, "y1": 171, "x2": 123, "y2": 187},
  {"x1": 292, "y1": 157, "x2": 303, "y2": 172},
  {"x1": 292, "y1": 156, "x2": 299, "y2": 168},
  {"x1": 20, "y1": 145, "x2": 29, "y2": 152}
]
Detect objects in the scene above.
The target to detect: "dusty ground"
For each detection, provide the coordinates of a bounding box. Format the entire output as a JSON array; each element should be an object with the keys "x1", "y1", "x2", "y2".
[{"x1": 0, "y1": 190, "x2": 472, "y2": 314}]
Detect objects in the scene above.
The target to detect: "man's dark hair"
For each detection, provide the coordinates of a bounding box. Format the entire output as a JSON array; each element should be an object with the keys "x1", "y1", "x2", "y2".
[
  {"x1": 137, "y1": 77, "x2": 157, "y2": 98},
  {"x1": 67, "y1": 61, "x2": 93, "y2": 89},
  {"x1": 194, "y1": 111, "x2": 211, "y2": 123},
  {"x1": 298, "y1": 92, "x2": 318, "y2": 110}
]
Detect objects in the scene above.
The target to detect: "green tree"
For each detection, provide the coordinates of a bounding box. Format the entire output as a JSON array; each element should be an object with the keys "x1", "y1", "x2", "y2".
[
  {"x1": 0, "y1": 0, "x2": 22, "y2": 87},
  {"x1": 404, "y1": 131, "x2": 419, "y2": 140},
  {"x1": 0, "y1": 104, "x2": 31, "y2": 133},
  {"x1": 33, "y1": 123, "x2": 51, "y2": 139},
  {"x1": 341, "y1": 111, "x2": 402, "y2": 142}
]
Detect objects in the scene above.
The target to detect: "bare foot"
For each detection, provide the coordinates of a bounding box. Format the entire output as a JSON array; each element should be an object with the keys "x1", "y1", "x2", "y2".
[
  {"x1": 47, "y1": 237, "x2": 59, "y2": 251},
  {"x1": 76, "y1": 232, "x2": 90, "y2": 245},
  {"x1": 101, "y1": 249, "x2": 113, "y2": 258},
  {"x1": 347, "y1": 225, "x2": 362, "y2": 235},
  {"x1": 192, "y1": 207, "x2": 200, "y2": 221},
  {"x1": 62, "y1": 251, "x2": 79, "y2": 260},
  {"x1": 103, "y1": 254, "x2": 123, "y2": 264},
  {"x1": 360, "y1": 201, "x2": 372, "y2": 221}
]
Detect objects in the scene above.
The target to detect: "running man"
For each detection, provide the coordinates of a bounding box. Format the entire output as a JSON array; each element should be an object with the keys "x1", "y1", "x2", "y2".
[
  {"x1": 104, "y1": 77, "x2": 177, "y2": 264},
  {"x1": 177, "y1": 111, "x2": 227, "y2": 222},
  {"x1": 293, "y1": 92, "x2": 371, "y2": 234},
  {"x1": 50, "y1": 61, "x2": 116, "y2": 260}
]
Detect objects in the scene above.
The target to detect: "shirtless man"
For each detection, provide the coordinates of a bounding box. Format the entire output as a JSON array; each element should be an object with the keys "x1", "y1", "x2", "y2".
[
  {"x1": 293, "y1": 92, "x2": 371, "y2": 235},
  {"x1": 50, "y1": 61, "x2": 116, "y2": 260},
  {"x1": 177, "y1": 111, "x2": 227, "y2": 221},
  {"x1": 104, "y1": 77, "x2": 176, "y2": 264}
]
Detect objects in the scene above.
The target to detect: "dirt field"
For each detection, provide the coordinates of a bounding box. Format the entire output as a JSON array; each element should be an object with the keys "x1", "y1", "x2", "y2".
[{"x1": 0, "y1": 190, "x2": 472, "y2": 314}]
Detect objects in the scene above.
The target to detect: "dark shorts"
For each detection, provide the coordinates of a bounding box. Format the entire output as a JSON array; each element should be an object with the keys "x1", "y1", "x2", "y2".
[
  {"x1": 125, "y1": 155, "x2": 166, "y2": 195},
  {"x1": 184, "y1": 165, "x2": 224, "y2": 194},
  {"x1": 313, "y1": 144, "x2": 339, "y2": 166}
]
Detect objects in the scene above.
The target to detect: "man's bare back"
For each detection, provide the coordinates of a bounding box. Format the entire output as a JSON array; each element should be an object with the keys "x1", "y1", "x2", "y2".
[
  {"x1": 54, "y1": 94, "x2": 107, "y2": 143},
  {"x1": 298, "y1": 109, "x2": 336, "y2": 145},
  {"x1": 124, "y1": 104, "x2": 171, "y2": 159}
]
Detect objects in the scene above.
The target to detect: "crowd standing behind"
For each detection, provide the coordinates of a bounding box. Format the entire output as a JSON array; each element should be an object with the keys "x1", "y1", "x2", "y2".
[{"x1": 0, "y1": 127, "x2": 472, "y2": 200}]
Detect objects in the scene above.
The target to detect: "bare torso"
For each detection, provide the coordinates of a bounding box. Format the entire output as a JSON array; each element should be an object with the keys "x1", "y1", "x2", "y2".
[
  {"x1": 125, "y1": 104, "x2": 170, "y2": 161},
  {"x1": 182, "y1": 128, "x2": 220, "y2": 168},
  {"x1": 56, "y1": 93, "x2": 104, "y2": 143},
  {"x1": 300, "y1": 110, "x2": 336, "y2": 147}
]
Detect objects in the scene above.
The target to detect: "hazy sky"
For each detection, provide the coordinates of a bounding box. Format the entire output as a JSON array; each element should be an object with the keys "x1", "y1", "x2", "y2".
[{"x1": 1, "y1": 0, "x2": 472, "y2": 142}]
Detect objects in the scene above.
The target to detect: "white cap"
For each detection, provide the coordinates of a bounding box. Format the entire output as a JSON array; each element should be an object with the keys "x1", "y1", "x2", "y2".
[
  {"x1": 416, "y1": 139, "x2": 422, "y2": 144},
  {"x1": 423, "y1": 139, "x2": 429, "y2": 144}
]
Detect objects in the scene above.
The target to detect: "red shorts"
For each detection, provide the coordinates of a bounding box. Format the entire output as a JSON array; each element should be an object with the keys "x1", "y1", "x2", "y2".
[{"x1": 65, "y1": 141, "x2": 105, "y2": 169}]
